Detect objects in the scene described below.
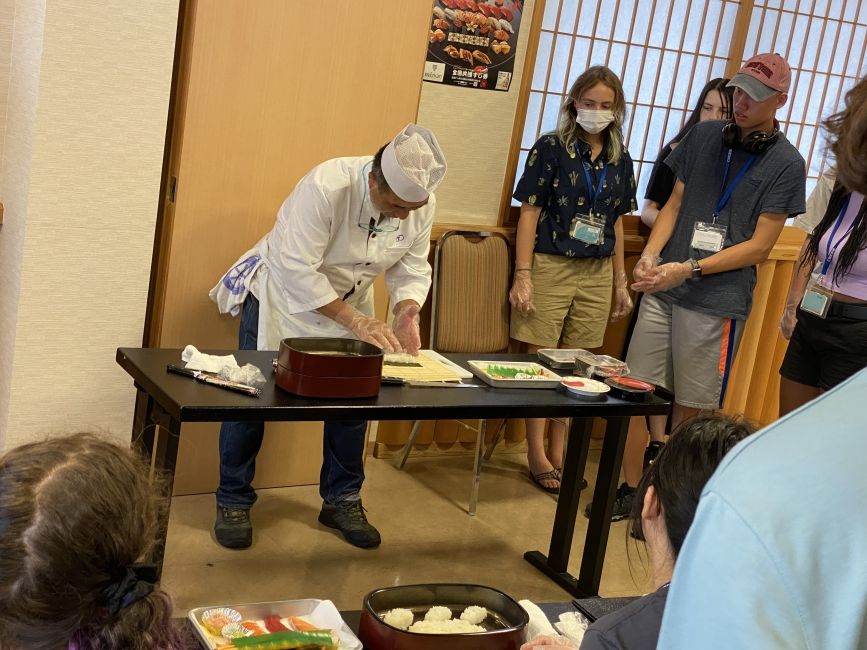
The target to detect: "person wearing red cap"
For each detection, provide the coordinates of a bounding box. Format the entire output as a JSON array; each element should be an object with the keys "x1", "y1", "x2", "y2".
[
  {"x1": 591, "y1": 53, "x2": 806, "y2": 522},
  {"x1": 208, "y1": 124, "x2": 447, "y2": 550}
]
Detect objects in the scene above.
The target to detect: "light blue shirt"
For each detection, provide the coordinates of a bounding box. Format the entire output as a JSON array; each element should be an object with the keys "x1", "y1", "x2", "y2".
[{"x1": 657, "y1": 367, "x2": 867, "y2": 649}]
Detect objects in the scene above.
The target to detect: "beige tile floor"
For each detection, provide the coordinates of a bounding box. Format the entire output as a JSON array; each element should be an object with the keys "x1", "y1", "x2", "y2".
[{"x1": 163, "y1": 442, "x2": 653, "y2": 614}]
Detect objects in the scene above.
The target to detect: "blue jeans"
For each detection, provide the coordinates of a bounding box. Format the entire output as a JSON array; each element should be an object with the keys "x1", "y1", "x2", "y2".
[{"x1": 216, "y1": 295, "x2": 367, "y2": 508}]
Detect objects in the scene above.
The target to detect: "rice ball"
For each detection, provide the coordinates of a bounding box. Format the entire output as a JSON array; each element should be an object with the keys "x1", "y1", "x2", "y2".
[
  {"x1": 424, "y1": 605, "x2": 453, "y2": 622},
  {"x1": 408, "y1": 619, "x2": 485, "y2": 634},
  {"x1": 460, "y1": 605, "x2": 488, "y2": 626},
  {"x1": 382, "y1": 608, "x2": 414, "y2": 630}
]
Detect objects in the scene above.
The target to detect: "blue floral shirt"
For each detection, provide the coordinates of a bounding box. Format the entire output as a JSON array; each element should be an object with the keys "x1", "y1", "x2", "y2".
[{"x1": 514, "y1": 134, "x2": 637, "y2": 258}]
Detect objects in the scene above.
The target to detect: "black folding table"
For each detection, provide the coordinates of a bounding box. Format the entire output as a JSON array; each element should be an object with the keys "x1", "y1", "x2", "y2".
[{"x1": 117, "y1": 348, "x2": 669, "y2": 597}]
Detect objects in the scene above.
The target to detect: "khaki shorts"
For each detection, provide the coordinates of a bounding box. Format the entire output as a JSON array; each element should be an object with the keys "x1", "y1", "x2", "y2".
[
  {"x1": 511, "y1": 253, "x2": 613, "y2": 348},
  {"x1": 625, "y1": 294, "x2": 744, "y2": 410}
]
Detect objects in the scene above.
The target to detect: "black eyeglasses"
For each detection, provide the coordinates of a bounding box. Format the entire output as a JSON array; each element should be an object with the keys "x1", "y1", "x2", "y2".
[{"x1": 358, "y1": 215, "x2": 400, "y2": 233}]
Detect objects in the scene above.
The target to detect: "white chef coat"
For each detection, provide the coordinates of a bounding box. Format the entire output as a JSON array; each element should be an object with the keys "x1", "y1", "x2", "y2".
[{"x1": 210, "y1": 156, "x2": 435, "y2": 350}]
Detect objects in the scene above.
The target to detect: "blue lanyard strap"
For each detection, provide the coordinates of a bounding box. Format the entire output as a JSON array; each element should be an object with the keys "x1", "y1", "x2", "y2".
[
  {"x1": 714, "y1": 149, "x2": 757, "y2": 218},
  {"x1": 822, "y1": 194, "x2": 855, "y2": 276},
  {"x1": 581, "y1": 160, "x2": 607, "y2": 214}
]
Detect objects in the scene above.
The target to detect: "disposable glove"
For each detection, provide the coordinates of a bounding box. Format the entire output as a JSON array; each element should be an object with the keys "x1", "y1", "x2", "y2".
[
  {"x1": 631, "y1": 261, "x2": 691, "y2": 294},
  {"x1": 632, "y1": 253, "x2": 662, "y2": 282},
  {"x1": 610, "y1": 272, "x2": 633, "y2": 322},
  {"x1": 510, "y1": 271, "x2": 536, "y2": 314},
  {"x1": 332, "y1": 303, "x2": 401, "y2": 353},
  {"x1": 392, "y1": 302, "x2": 421, "y2": 356},
  {"x1": 520, "y1": 635, "x2": 578, "y2": 650}
]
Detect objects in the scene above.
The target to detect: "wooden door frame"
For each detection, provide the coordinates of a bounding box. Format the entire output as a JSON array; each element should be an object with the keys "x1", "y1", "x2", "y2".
[{"x1": 142, "y1": 0, "x2": 193, "y2": 347}]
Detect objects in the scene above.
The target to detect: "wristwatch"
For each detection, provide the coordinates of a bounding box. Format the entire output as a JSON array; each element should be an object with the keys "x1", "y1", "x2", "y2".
[{"x1": 687, "y1": 258, "x2": 702, "y2": 279}]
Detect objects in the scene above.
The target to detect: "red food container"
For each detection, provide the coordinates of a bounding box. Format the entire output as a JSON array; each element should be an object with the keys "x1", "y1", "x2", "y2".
[
  {"x1": 605, "y1": 376, "x2": 655, "y2": 402},
  {"x1": 275, "y1": 338, "x2": 383, "y2": 398},
  {"x1": 358, "y1": 583, "x2": 528, "y2": 650}
]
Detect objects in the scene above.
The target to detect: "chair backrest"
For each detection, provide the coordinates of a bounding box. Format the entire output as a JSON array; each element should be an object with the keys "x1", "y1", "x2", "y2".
[{"x1": 430, "y1": 231, "x2": 511, "y2": 353}]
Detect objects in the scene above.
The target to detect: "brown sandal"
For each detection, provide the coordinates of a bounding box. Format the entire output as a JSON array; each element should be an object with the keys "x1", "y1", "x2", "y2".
[{"x1": 529, "y1": 470, "x2": 560, "y2": 495}]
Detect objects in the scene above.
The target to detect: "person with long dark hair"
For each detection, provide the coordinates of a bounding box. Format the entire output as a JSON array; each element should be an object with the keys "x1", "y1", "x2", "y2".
[
  {"x1": 778, "y1": 77, "x2": 867, "y2": 415},
  {"x1": 0, "y1": 434, "x2": 187, "y2": 650},
  {"x1": 509, "y1": 65, "x2": 637, "y2": 493},
  {"x1": 641, "y1": 78, "x2": 735, "y2": 228}
]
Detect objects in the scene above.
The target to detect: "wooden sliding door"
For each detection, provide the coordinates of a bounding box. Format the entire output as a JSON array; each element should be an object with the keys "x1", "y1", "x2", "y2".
[{"x1": 151, "y1": 0, "x2": 431, "y2": 494}]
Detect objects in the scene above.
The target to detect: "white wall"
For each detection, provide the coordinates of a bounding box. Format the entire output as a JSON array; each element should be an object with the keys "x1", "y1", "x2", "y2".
[
  {"x1": 0, "y1": 0, "x2": 44, "y2": 447},
  {"x1": 0, "y1": 0, "x2": 178, "y2": 449},
  {"x1": 0, "y1": 0, "x2": 15, "y2": 156}
]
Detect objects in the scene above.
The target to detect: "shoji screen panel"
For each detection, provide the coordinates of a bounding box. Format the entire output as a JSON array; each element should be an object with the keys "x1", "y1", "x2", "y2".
[
  {"x1": 742, "y1": 0, "x2": 867, "y2": 194},
  {"x1": 515, "y1": 0, "x2": 740, "y2": 210}
]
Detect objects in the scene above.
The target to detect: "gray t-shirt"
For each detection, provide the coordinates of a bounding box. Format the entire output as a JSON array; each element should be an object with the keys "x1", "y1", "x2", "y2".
[
  {"x1": 579, "y1": 585, "x2": 668, "y2": 650},
  {"x1": 658, "y1": 120, "x2": 806, "y2": 320}
]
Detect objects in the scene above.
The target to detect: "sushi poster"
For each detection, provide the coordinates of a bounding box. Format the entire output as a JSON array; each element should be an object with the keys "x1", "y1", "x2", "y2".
[{"x1": 424, "y1": 0, "x2": 523, "y2": 92}]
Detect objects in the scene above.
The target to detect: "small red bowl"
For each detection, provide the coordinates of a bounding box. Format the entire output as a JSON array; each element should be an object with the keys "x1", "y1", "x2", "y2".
[{"x1": 605, "y1": 376, "x2": 655, "y2": 402}]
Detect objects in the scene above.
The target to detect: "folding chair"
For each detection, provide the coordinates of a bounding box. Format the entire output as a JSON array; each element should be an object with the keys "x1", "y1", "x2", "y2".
[{"x1": 396, "y1": 230, "x2": 510, "y2": 515}]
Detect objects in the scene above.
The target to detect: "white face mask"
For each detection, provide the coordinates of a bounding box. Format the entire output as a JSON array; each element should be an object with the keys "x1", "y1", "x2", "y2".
[{"x1": 576, "y1": 108, "x2": 615, "y2": 134}]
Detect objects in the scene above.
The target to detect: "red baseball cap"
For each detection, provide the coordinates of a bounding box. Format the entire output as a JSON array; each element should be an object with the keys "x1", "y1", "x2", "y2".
[{"x1": 727, "y1": 53, "x2": 791, "y2": 101}]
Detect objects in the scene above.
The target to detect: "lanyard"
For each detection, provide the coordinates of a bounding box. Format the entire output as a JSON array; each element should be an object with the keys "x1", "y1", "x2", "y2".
[
  {"x1": 581, "y1": 160, "x2": 607, "y2": 215},
  {"x1": 821, "y1": 194, "x2": 855, "y2": 276},
  {"x1": 714, "y1": 149, "x2": 757, "y2": 220}
]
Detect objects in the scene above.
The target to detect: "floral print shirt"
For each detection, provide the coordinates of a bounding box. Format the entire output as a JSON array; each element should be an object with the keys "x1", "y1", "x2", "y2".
[{"x1": 514, "y1": 134, "x2": 637, "y2": 258}]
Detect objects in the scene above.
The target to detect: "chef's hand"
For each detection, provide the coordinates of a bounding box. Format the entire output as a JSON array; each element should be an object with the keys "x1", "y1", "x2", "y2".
[
  {"x1": 392, "y1": 301, "x2": 421, "y2": 356},
  {"x1": 520, "y1": 635, "x2": 577, "y2": 650},
  {"x1": 510, "y1": 270, "x2": 536, "y2": 314},
  {"x1": 332, "y1": 303, "x2": 401, "y2": 353},
  {"x1": 780, "y1": 304, "x2": 798, "y2": 340},
  {"x1": 633, "y1": 252, "x2": 662, "y2": 282},
  {"x1": 610, "y1": 272, "x2": 633, "y2": 322},
  {"x1": 631, "y1": 261, "x2": 691, "y2": 294}
]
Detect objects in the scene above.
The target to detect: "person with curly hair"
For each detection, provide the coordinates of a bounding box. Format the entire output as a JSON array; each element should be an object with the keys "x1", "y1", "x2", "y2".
[{"x1": 0, "y1": 433, "x2": 187, "y2": 650}]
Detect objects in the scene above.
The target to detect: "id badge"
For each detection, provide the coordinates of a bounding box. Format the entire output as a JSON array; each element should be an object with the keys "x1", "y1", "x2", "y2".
[
  {"x1": 691, "y1": 221, "x2": 727, "y2": 252},
  {"x1": 800, "y1": 275, "x2": 832, "y2": 318},
  {"x1": 570, "y1": 213, "x2": 603, "y2": 245}
]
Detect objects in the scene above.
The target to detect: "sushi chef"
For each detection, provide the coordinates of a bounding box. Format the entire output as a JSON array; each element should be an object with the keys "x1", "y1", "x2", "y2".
[{"x1": 209, "y1": 124, "x2": 447, "y2": 550}]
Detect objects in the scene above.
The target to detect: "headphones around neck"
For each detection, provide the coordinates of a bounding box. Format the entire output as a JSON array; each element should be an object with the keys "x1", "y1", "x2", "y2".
[{"x1": 721, "y1": 119, "x2": 780, "y2": 154}]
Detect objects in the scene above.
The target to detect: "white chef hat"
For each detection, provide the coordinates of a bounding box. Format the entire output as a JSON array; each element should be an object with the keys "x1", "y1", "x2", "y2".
[{"x1": 380, "y1": 124, "x2": 447, "y2": 202}]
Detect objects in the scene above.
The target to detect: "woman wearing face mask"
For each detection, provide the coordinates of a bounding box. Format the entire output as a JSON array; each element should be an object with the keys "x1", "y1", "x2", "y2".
[{"x1": 510, "y1": 66, "x2": 637, "y2": 493}]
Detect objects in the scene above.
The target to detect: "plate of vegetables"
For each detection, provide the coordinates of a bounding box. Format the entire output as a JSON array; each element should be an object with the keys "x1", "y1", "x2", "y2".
[
  {"x1": 188, "y1": 599, "x2": 361, "y2": 650},
  {"x1": 467, "y1": 361, "x2": 562, "y2": 388}
]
